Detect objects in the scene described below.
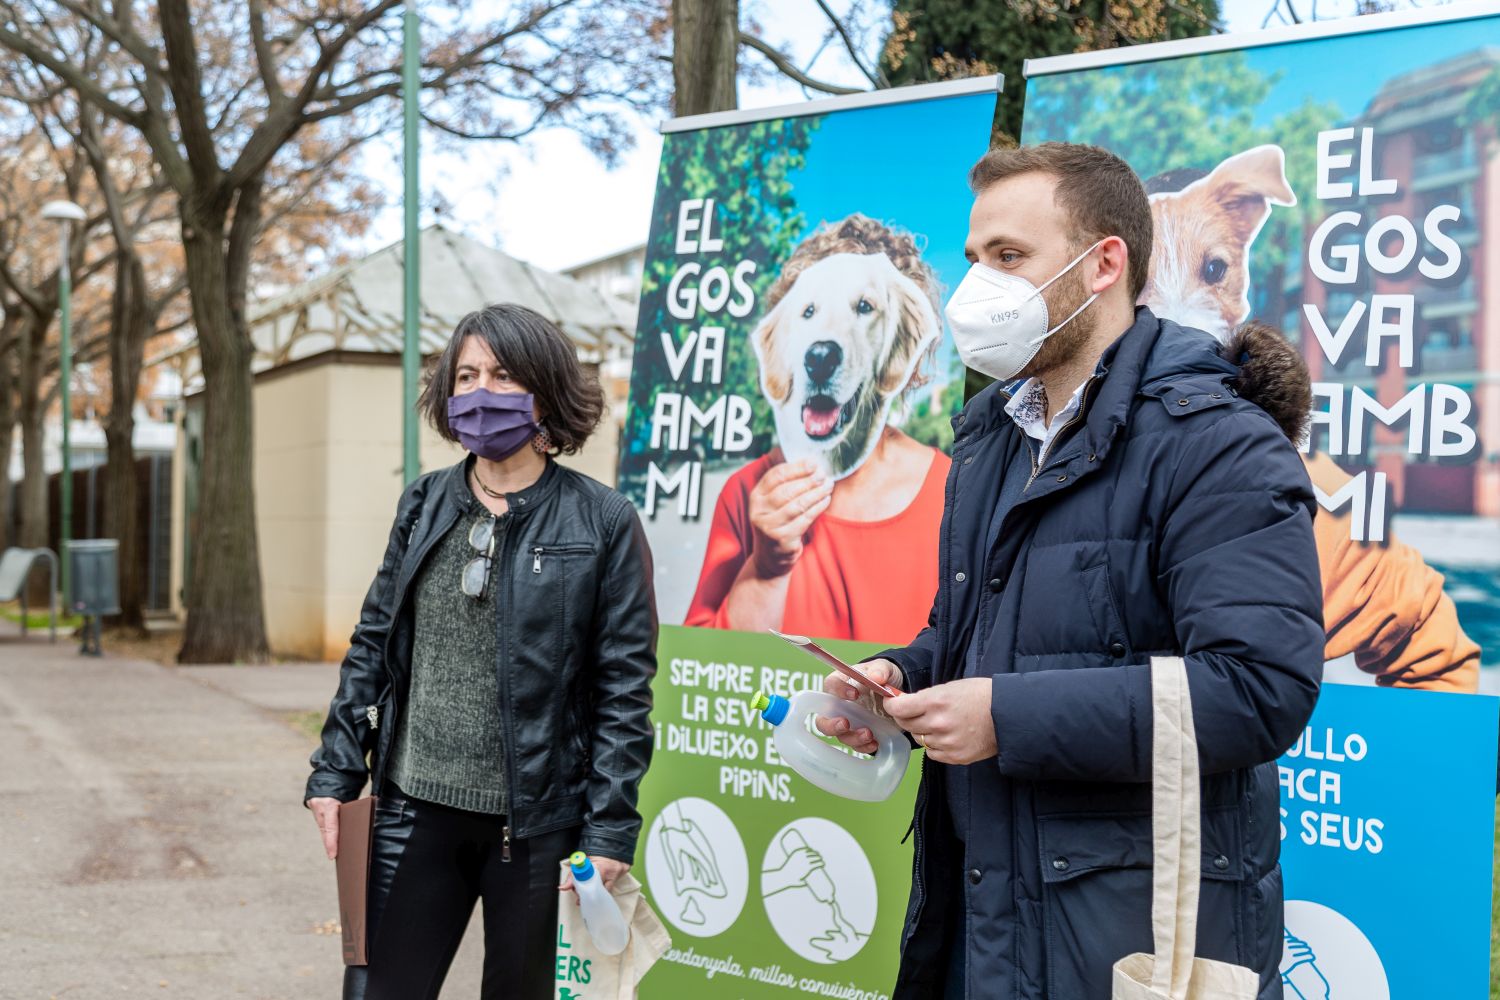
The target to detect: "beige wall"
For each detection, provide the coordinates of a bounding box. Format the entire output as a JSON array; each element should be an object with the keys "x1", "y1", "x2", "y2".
[
  {"x1": 257, "y1": 363, "x2": 338, "y2": 660},
  {"x1": 249, "y1": 355, "x2": 621, "y2": 661}
]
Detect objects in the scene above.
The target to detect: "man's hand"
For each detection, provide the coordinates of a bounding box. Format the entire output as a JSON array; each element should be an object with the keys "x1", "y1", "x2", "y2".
[
  {"x1": 814, "y1": 659, "x2": 904, "y2": 755},
  {"x1": 559, "y1": 857, "x2": 632, "y2": 899},
  {"x1": 884, "y1": 678, "x2": 997, "y2": 765},
  {"x1": 748, "y1": 459, "x2": 833, "y2": 578},
  {"x1": 307, "y1": 797, "x2": 341, "y2": 860}
]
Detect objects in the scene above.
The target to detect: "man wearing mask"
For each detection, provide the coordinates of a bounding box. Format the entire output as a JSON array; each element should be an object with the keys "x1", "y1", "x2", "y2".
[{"x1": 817, "y1": 143, "x2": 1324, "y2": 999}]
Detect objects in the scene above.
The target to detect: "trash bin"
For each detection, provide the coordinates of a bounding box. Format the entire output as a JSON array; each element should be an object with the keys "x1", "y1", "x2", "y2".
[{"x1": 66, "y1": 539, "x2": 120, "y2": 656}]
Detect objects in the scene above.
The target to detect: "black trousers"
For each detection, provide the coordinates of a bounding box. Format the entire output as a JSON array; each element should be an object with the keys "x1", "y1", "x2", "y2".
[{"x1": 343, "y1": 785, "x2": 580, "y2": 1000}]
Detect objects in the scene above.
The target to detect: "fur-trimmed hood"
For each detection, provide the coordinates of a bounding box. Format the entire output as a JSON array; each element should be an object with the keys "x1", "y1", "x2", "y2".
[{"x1": 1222, "y1": 321, "x2": 1312, "y2": 445}]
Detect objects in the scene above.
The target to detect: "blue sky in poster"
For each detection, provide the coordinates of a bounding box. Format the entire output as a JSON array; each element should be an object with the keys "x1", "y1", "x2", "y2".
[
  {"x1": 1035, "y1": 13, "x2": 1500, "y2": 129},
  {"x1": 1241, "y1": 17, "x2": 1500, "y2": 125},
  {"x1": 781, "y1": 92, "x2": 997, "y2": 381}
]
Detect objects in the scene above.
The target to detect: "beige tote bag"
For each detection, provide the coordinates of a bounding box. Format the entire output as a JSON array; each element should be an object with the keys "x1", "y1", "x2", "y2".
[
  {"x1": 1111, "y1": 657, "x2": 1259, "y2": 1000},
  {"x1": 555, "y1": 867, "x2": 672, "y2": 1000}
]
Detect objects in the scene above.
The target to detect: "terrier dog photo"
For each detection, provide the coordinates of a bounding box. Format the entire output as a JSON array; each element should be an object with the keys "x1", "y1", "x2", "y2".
[{"x1": 1143, "y1": 144, "x2": 1297, "y2": 340}]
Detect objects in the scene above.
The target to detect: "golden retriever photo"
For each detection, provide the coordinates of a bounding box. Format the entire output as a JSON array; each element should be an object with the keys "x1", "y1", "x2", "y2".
[
  {"x1": 684, "y1": 215, "x2": 952, "y2": 642},
  {"x1": 752, "y1": 233, "x2": 940, "y2": 480}
]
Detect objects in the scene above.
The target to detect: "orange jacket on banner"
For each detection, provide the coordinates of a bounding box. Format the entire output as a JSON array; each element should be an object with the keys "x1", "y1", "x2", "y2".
[{"x1": 1307, "y1": 452, "x2": 1481, "y2": 692}]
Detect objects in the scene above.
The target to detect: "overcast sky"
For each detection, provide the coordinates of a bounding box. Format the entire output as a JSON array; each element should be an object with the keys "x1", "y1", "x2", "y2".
[{"x1": 355, "y1": 0, "x2": 1409, "y2": 273}]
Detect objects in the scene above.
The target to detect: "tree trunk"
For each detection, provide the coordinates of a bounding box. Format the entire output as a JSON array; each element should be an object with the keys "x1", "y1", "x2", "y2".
[
  {"x1": 0, "y1": 316, "x2": 18, "y2": 551},
  {"x1": 15, "y1": 312, "x2": 53, "y2": 605},
  {"x1": 103, "y1": 253, "x2": 151, "y2": 633},
  {"x1": 176, "y1": 211, "x2": 270, "y2": 664},
  {"x1": 672, "y1": 0, "x2": 739, "y2": 116}
]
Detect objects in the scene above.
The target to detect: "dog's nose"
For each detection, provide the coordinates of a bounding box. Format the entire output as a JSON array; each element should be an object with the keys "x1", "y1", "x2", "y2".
[{"x1": 805, "y1": 341, "x2": 842, "y2": 383}]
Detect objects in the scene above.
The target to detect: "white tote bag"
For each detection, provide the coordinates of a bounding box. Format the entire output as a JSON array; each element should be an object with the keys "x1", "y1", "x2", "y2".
[
  {"x1": 1111, "y1": 657, "x2": 1259, "y2": 1000},
  {"x1": 555, "y1": 868, "x2": 671, "y2": 1000}
]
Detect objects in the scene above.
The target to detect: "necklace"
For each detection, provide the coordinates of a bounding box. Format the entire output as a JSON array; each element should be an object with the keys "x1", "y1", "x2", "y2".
[{"x1": 472, "y1": 466, "x2": 505, "y2": 500}]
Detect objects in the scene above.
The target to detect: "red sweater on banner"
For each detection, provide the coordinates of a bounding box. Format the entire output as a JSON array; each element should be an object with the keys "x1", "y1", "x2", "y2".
[{"x1": 684, "y1": 450, "x2": 949, "y2": 646}]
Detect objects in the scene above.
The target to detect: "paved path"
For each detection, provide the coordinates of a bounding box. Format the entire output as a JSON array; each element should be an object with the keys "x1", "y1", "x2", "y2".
[{"x1": 0, "y1": 626, "x2": 484, "y2": 999}]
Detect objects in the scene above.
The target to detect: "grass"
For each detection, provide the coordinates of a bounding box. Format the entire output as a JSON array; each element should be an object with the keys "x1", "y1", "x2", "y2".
[
  {"x1": 284, "y1": 710, "x2": 325, "y2": 743},
  {"x1": 0, "y1": 602, "x2": 83, "y2": 630}
]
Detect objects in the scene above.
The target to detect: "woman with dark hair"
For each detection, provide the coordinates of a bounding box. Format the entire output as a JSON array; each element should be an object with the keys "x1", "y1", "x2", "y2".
[{"x1": 305, "y1": 303, "x2": 658, "y2": 1000}]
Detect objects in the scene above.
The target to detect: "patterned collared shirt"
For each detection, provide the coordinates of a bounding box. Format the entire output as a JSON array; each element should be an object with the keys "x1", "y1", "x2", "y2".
[{"x1": 1003, "y1": 377, "x2": 1088, "y2": 464}]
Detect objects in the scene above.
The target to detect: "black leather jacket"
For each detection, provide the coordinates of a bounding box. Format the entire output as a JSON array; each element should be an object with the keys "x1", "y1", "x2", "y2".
[{"x1": 304, "y1": 458, "x2": 658, "y2": 863}]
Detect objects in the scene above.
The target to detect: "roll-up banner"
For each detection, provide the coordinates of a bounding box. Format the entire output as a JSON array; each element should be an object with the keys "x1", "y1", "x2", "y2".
[
  {"x1": 1024, "y1": 5, "x2": 1500, "y2": 997},
  {"x1": 614, "y1": 79, "x2": 999, "y2": 999},
  {"x1": 605, "y1": 7, "x2": 1500, "y2": 999}
]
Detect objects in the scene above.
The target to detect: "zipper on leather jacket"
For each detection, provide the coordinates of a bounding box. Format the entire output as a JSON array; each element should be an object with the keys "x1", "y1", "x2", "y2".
[
  {"x1": 531, "y1": 544, "x2": 593, "y2": 574},
  {"x1": 502, "y1": 825, "x2": 512, "y2": 862},
  {"x1": 366, "y1": 705, "x2": 379, "y2": 730}
]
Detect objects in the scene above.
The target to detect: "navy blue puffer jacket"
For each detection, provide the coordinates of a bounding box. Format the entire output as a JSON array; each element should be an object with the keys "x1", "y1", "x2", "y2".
[{"x1": 881, "y1": 309, "x2": 1323, "y2": 1000}]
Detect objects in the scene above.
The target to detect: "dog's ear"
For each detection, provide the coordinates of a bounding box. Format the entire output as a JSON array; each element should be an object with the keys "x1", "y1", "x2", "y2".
[
  {"x1": 752, "y1": 297, "x2": 794, "y2": 405},
  {"x1": 1201, "y1": 144, "x2": 1297, "y2": 245},
  {"x1": 878, "y1": 263, "x2": 940, "y2": 397}
]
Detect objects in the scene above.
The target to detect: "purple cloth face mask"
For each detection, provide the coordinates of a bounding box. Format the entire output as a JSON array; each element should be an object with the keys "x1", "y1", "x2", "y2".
[{"x1": 447, "y1": 389, "x2": 540, "y2": 462}]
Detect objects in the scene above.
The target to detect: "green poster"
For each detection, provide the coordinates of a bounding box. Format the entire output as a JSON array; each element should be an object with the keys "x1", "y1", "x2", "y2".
[
  {"x1": 616, "y1": 84, "x2": 1000, "y2": 997},
  {"x1": 637, "y1": 626, "x2": 918, "y2": 998}
]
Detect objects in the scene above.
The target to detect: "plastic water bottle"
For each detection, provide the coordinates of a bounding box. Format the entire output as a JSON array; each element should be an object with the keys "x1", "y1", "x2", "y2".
[
  {"x1": 568, "y1": 852, "x2": 629, "y2": 956},
  {"x1": 750, "y1": 690, "x2": 910, "y2": 801}
]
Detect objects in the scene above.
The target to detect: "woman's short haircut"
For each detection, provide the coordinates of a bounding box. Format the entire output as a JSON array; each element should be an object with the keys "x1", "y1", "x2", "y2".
[
  {"x1": 419, "y1": 303, "x2": 605, "y2": 455},
  {"x1": 967, "y1": 142, "x2": 1154, "y2": 300}
]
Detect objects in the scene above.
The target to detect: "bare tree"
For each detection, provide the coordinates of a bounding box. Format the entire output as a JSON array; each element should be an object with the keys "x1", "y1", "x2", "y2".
[
  {"x1": 0, "y1": 108, "x2": 110, "y2": 603},
  {"x1": 0, "y1": 0, "x2": 668, "y2": 662},
  {"x1": 672, "y1": 0, "x2": 897, "y2": 116},
  {"x1": 1260, "y1": 0, "x2": 1443, "y2": 28}
]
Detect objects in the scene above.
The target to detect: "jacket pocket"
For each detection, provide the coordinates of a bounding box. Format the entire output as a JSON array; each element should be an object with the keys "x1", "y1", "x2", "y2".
[
  {"x1": 1037, "y1": 809, "x2": 1245, "y2": 998},
  {"x1": 1080, "y1": 557, "x2": 1132, "y2": 656},
  {"x1": 567, "y1": 700, "x2": 592, "y2": 770},
  {"x1": 526, "y1": 543, "x2": 598, "y2": 641}
]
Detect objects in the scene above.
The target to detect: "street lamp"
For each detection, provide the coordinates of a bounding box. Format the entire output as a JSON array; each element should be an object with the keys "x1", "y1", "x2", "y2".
[
  {"x1": 41, "y1": 199, "x2": 86, "y2": 604},
  {"x1": 402, "y1": 2, "x2": 420, "y2": 484}
]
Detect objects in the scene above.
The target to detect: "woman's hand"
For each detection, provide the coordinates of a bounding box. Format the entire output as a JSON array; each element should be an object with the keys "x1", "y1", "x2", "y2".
[
  {"x1": 814, "y1": 659, "x2": 904, "y2": 755},
  {"x1": 307, "y1": 797, "x2": 342, "y2": 860},
  {"x1": 749, "y1": 459, "x2": 833, "y2": 578},
  {"x1": 559, "y1": 857, "x2": 633, "y2": 899}
]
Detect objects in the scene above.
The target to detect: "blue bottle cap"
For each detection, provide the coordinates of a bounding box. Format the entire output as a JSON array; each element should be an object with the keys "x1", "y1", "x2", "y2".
[
  {"x1": 751, "y1": 690, "x2": 790, "y2": 726},
  {"x1": 569, "y1": 851, "x2": 595, "y2": 880}
]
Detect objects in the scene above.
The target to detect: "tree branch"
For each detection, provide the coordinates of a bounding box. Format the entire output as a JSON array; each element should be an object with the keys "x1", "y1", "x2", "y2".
[
  {"x1": 421, "y1": 111, "x2": 543, "y2": 142},
  {"x1": 247, "y1": 0, "x2": 289, "y2": 110},
  {"x1": 809, "y1": 0, "x2": 881, "y2": 87},
  {"x1": 52, "y1": 0, "x2": 164, "y2": 73},
  {"x1": 0, "y1": 21, "x2": 143, "y2": 126},
  {"x1": 224, "y1": 174, "x2": 264, "y2": 343},
  {"x1": 157, "y1": 0, "x2": 225, "y2": 192},
  {"x1": 738, "y1": 32, "x2": 863, "y2": 95},
  {"x1": 227, "y1": 0, "x2": 403, "y2": 191}
]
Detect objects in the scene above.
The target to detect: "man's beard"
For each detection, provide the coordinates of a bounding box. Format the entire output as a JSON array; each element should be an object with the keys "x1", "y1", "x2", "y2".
[{"x1": 1016, "y1": 257, "x2": 1096, "y2": 381}]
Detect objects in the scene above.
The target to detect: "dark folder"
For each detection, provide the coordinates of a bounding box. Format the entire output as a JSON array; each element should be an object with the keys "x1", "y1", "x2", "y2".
[{"x1": 336, "y1": 796, "x2": 378, "y2": 966}]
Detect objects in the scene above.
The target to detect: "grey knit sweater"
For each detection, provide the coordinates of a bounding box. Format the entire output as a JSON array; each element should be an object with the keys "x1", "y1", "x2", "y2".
[{"x1": 387, "y1": 472, "x2": 508, "y2": 814}]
